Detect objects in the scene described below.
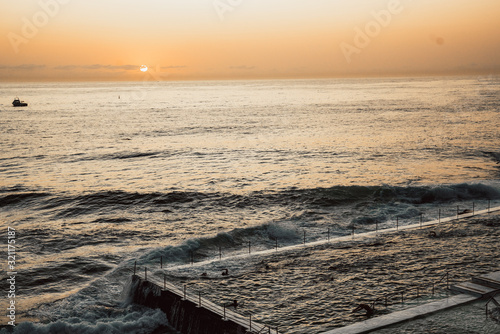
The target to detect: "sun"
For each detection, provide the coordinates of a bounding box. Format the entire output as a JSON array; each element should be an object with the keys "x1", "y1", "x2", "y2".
[{"x1": 140, "y1": 65, "x2": 148, "y2": 72}]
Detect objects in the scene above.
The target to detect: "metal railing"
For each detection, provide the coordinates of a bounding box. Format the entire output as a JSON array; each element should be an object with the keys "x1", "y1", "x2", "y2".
[
  {"x1": 485, "y1": 295, "x2": 500, "y2": 319},
  {"x1": 158, "y1": 201, "x2": 500, "y2": 268},
  {"x1": 134, "y1": 269, "x2": 279, "y2": 334},
  {"x1": 369, "y1": 272, "x2": 450, "y2": 311},
  {"x1": 131, "y1": 200, "x2": 499, "y2": 333}
]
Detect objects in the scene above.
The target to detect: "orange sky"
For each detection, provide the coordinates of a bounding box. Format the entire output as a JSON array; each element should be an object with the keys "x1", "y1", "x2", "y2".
[{"x1": 1, "y1": 0, "x2": 499, "y2": 81}]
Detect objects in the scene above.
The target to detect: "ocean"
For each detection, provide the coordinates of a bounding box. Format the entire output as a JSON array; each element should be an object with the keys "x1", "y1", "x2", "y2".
[{"x1": 1, "y1": 76, "x2": 500, "y2": 333}]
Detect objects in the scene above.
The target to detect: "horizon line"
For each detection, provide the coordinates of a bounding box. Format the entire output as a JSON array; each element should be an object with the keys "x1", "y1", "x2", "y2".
[{"x1": 0, "y1": 71, "x2": 499, "y2": 84}]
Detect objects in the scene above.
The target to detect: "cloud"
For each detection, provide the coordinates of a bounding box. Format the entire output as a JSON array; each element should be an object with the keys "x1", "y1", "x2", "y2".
[
  {"x1": 0, "y1": 64, "x2": 46, "y2": 70},
  {"x1": 229, "y1": 65, "x2": 256, "y2": 70},
  {"x1": 111, "y1": 65, "x2": 138, "y2": 71},
  {"x1": 53, "y1": 65, "x2": 79, "y2": 70},
  {"x1": 54, "y1": 64, "x2": 138, "y2": 71},
  {"x1": 82, "y1": 64, "x2": 106, "y2": 70},
  {"x1": 82, "y1": 64, "x2": 138, "y2": 71},
  {"x1": 161, "y1": 65, "x2": 187, "y2": 70},
  {"x1": 2, "y1": 64, "x2": 187, "y2": 73}
]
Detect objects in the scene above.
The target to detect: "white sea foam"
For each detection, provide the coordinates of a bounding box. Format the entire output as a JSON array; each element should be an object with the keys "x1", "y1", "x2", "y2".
[{"x1": 0, "y1": 308, "x2": 169, "y2": 334}]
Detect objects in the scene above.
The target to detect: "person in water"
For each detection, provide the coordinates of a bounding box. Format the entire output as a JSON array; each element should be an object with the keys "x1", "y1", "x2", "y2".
[
  {"x1": 226, "y1": 299, "x2": 238, "y2": 309},
  {"x1": 352, "y1": 303, "x2": 374, "y2": 317}
]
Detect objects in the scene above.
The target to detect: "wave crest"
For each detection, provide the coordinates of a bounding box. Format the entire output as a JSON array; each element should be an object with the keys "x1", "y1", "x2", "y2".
[{"x1": 2, "y1": 183, "x2": 498, "y2": 216}]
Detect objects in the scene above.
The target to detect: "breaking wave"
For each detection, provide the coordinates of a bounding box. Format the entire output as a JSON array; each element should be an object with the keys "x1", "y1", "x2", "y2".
[
  {"x1": 139, "y1": 221, "x2": 302, "y2": 265},
  {"x1": 2, "y1": 183, "x2": 499, "y2": 213},
  {"x1": 0, "y1": 308, "x2": 171, "y2": 334}
]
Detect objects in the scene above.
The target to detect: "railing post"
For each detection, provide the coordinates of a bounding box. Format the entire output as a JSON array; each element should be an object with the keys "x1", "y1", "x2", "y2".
[
  {"x1": 488, "y1": 200, "x2": 491, "y2": 213},
  {"x1": 432, "y1": 283, "x2": 435, "y2": 295},
  {"x1": 190, "y1": 251, "x2": 194, "y2": 265},
  {"x1": 275, "y1": 238, "x2": 278, "y2": 251},
  {"x1": 376, "y1": 221, "x2": 378, "y2": 233},
  {"x1": 134, "y1": 261, "x2": 137, "y2": 275},
  {"x1": 328, "y1": 227, "x2": 330, "y2": 241},
  {"x1": 420, "y1": 213, "x2": 423, "y2": 228},
  {"x1": 219, "y1": 246, "x2": 222, "y2": 260},
  {"x1": 160, "y1": 256, "x2": 163, "y2": 269},
  {"x1": 248, "y1": 241, "x2": 251, "y2": 254},
  {"x1": 396, "y1": 217, "x2": 399, "y2": 231},
  {"x1": 223, "y1": 304, "x2": 226, "y2": 320},
  {"x1": 473, "y1": 202, "x2": 475, "y2": 215},
  {"x1": 145, "y1": 267, "x2": 147, "y2": 281},
  {"x1": 457, "y1": 205, "x2": 459, "y2": 218},
  {"x1": 184, "y1": 285, "x2": 187, "y2": 300},
  {"x1": 198, "y1": 291, "x2": 201, "y2": 307},
  {"x1": 352, "y1": 226, "x2": 355, "y2": 239},
  {"x1": 438, "y1": 208, "x2": 441, "y2": 223}
]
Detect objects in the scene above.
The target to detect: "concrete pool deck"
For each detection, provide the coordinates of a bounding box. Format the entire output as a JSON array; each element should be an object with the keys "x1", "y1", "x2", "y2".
[{"x1": 322, "y1": 271, "x2": 500, "y2": 334}]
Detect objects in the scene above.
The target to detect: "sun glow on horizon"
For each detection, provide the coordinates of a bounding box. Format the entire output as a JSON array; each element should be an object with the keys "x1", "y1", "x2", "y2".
[{"x1": 140, "y1": 65, "x2": 148, "y2": 72}]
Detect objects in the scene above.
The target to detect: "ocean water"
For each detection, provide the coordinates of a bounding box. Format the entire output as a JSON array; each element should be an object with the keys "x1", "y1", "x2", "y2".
[{"x1": 1, "y1": 76, "x2": 500, "y2": 333}]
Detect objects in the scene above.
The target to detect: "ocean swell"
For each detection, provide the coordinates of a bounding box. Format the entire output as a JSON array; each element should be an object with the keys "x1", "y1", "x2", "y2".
[{"x1": 2, "y1": 183, "x2": 499, "y2": 218}]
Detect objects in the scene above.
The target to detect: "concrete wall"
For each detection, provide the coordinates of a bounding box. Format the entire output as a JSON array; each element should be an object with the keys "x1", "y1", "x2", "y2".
[{"x1": 130, "y1": 275, "x2": 251, "y2": 334}]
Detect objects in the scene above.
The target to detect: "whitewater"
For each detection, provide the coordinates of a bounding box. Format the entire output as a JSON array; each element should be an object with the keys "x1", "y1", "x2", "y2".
[{"x1": 1, "y1": 76, "x2": 499, "y2": 333}]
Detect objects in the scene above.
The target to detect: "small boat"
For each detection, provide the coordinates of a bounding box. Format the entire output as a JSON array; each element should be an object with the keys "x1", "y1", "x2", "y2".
[{"x1": 12, "y1": 97, "x2": 28, "y2": 107}]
